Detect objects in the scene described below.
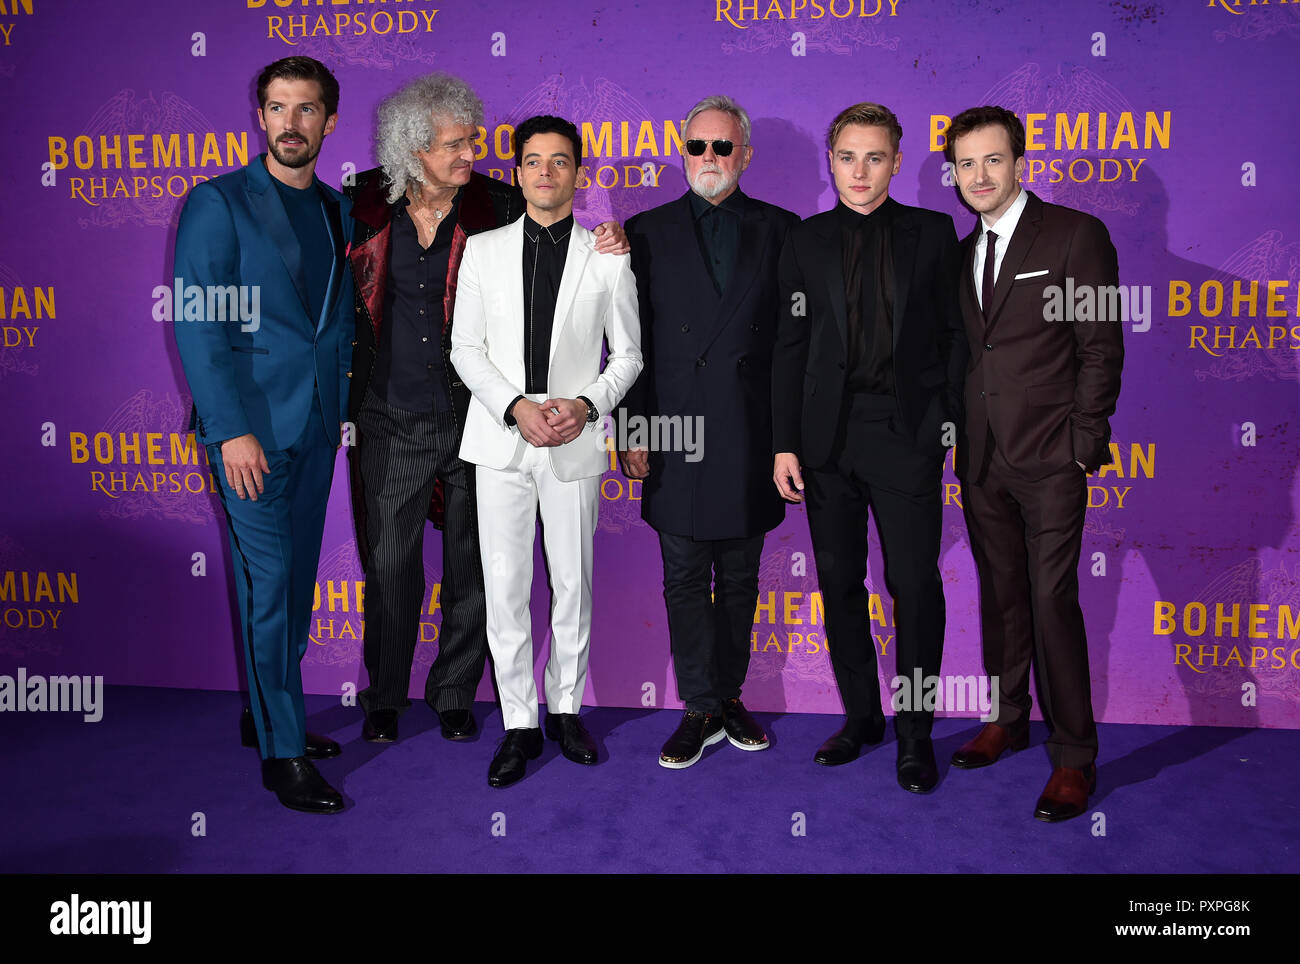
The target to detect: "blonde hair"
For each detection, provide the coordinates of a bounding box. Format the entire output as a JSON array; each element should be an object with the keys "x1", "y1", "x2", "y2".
[{"x1": 826, "y1": 102, "x2": 902, "y2": 152}]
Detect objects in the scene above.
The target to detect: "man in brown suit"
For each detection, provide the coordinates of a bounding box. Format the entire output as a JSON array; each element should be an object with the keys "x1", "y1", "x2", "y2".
[{"x1": 945, "y1": 106, "x2": 1123, "y2": 821}]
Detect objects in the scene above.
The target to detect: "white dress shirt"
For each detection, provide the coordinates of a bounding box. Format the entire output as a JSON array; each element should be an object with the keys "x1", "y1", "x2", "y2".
[{"x1": 973, "y1": 187, "x2": 1029, "y2": 310}]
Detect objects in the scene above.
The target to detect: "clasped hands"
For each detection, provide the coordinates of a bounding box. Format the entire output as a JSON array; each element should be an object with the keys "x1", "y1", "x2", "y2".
[{"x1": 511, "y1": 397, "x2": 589, "y2": 447}]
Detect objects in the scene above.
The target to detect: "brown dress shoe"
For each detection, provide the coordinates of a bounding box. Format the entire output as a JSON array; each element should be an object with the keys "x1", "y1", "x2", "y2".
[
  {"x1": 950, "y1": 723, "x2": 1028, "y2": 769},
  {"x1": 1033, "y1": 764, "x2": 1097, "y2": 823}
]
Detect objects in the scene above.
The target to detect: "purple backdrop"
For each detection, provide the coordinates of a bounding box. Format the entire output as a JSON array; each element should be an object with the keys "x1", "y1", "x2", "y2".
[{"x1": 2, "y1": 0, "x2": 1298, "y2": 728}]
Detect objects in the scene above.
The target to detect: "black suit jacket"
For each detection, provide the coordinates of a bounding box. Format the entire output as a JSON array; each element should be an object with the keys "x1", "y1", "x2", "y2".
[
  {"x1": 624, "y1": 190, "x2": 797, "y2": 540},
  {"x1": 343, "y1": 168, "x2": 521, "y2": 561},
  {"x1": 773, "y1": 198, "x2": 968, "y2": 470},
  {"x1": 955, "y1": 190, "x2": 1123, "y2": 484}
]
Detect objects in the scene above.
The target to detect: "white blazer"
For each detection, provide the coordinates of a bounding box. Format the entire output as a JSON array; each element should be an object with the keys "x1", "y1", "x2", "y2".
[{"x1": 450, "y1": 217, "x2": 643, "y2": 482}]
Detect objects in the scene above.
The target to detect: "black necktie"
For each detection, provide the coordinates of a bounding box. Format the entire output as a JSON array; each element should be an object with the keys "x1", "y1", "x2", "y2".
[{"x1": 981, "y1": 229, "x2": 998, "y2": 322}]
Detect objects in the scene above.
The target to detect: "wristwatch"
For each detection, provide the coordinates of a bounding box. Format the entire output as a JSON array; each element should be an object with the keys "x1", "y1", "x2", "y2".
[{"x1": 577, "y1": 395, "x2": 599, "y2": 423}]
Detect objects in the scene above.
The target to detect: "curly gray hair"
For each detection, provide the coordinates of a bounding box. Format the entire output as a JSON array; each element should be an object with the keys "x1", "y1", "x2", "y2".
[{"x1": 374, "y1": 72, "x2": 484, "y2": 204}]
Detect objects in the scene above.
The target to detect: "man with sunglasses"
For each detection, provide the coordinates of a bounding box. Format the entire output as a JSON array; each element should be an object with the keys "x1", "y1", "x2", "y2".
[
  {"x1": 772, "y1": 102, "x2": 967, "y2": 793},
  {"x1": 620, "y1": 95, "x2": 797, "y2": 769}
]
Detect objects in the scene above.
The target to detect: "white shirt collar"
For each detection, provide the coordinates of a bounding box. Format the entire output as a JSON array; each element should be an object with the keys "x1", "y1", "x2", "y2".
[{"x1": 981, "y1": 188, "x2": 1028, "y2": 245}]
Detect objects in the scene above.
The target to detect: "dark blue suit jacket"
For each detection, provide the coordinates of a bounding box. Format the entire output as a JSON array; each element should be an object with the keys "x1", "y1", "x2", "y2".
[
  {"x1": 173, "y1": 153, "x2": 353, "y2": 450},
  {"x1": 624, "y1": 190, "x2": 796, "y2": 541}
]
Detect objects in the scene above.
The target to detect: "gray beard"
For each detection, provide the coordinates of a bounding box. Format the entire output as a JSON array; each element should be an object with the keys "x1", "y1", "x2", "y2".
[{"x1": 689, "y1": 169, "x2": 736, "y2": 200}]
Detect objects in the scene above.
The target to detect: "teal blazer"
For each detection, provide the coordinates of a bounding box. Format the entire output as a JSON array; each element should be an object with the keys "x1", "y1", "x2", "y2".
[{"x1": 173, "y1": 153, "x2": 353, "y2": 450}]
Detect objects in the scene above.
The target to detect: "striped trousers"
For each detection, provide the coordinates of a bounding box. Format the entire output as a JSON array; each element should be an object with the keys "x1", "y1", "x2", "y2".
[{"x1": 356, "y1": 389, "x2": 490, "y2": 715}]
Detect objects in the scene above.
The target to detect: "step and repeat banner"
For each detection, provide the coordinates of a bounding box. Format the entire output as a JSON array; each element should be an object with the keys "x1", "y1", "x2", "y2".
[{"x1": 1, "y1": 0, "x2": 1297, "y2": 728}]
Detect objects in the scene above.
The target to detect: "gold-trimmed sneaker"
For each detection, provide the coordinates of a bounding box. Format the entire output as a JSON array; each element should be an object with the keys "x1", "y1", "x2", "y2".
[
  {"x1": 721, "y1": 697, "x2": 769, "y2": 751},
  {"x1": 659, "y1": 711, "x2": 726, "y2": 769}
]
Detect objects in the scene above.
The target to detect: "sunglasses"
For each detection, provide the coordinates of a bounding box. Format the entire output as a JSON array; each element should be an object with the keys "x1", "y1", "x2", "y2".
[{"x1": 685, "y1": 139, "x2": 737, "y2": 157}]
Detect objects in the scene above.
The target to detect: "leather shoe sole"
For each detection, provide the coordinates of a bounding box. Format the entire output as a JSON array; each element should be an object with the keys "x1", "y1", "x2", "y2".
[{"x1": 274, "y1": 793, "x2": 344, "y2": 815}]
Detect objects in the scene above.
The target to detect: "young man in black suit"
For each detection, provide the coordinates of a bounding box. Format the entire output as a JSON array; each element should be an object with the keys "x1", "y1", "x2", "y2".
[{"x1": 773, "y1": 102, "x2": 968, "y2": 793}]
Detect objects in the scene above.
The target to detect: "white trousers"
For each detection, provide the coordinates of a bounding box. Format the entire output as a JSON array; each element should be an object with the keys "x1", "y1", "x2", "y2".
[{"x1": 474, "y1": 432, "x2": 599, "y2": 730}]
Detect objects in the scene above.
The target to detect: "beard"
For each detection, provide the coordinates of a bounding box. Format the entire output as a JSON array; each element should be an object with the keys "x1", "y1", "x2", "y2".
[
  {"x1": 688, "y1": 165, "x2": 737, "y2": 200},
  {"x1": 267, "y1": 133, "x2": 319, "y2": 170}
]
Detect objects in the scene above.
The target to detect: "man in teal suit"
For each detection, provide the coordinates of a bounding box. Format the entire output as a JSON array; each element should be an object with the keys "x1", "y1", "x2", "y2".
[{"x1": 173, "y1": 57, "x2": 353, "y2": 814}]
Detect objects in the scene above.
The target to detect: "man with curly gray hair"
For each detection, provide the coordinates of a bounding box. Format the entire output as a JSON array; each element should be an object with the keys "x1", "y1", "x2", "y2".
[
  {"x1": 373, "y1": 73, "x2": 486, "y2": 205},
  {"x1": 343, "y1": 72, "x2": 627, "y2": 748}
]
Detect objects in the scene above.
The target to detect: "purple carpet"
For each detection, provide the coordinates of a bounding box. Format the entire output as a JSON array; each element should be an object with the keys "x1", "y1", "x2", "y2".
[{"x1": 2, "y1": 686, "x2": 1294, "y2": 874}]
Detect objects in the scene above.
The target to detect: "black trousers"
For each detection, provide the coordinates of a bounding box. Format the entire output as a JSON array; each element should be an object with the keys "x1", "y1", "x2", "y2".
[
  {"x1": 804, "y1": 394, "x2": 946, "y2": 739},
  {"x1": 658, "y1": 531, "x2": 765, "y2": 715},
  {"x1": 963, "y1": 440, "x2": 1095, "y2": 769},
  {"x1": 356, "y1": 389, "x2": 489, "y2": 715}
]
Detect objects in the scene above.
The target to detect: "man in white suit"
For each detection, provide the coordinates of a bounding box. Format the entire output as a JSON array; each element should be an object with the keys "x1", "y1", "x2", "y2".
[{"x1": 450, "y1": 115, "x2": 643, "y2": 788}]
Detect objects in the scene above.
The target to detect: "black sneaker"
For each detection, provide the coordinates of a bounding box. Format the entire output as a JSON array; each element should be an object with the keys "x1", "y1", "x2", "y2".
[
  {"x1": 721, "y1": 697, "x2": 769, "y2": 751},
  {"x1": 658, "y1": 710, "x2": 726, "y2": 769}
]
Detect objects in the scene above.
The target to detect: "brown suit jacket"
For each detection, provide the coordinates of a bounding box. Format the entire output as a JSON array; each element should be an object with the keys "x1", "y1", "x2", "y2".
[{"x1": 956, "y1": 190, "x2": 1123, "y2": 484}]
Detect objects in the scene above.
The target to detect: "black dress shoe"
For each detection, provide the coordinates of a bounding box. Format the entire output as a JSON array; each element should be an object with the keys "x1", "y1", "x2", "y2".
[
  {"x1": 814, "y1": 716, "x2": 886, "y2": 766},
  {"x1": 261, "y1": 757, "x2": 344, "y2": 814},
  {"x1": 362, "y1": 709, "x2": 398, "y2": 744},
  {"x1": 438, "y1": 707, "x2": 477, "y2": 741},
  {"x1": 488, "y1": 728, "x2": 544, "y2": 788},
  {"x1": 543, "y1": 713, "x2": 598, "y2": 765},
  {"x1": 240, "y1": 707, "x2": 340, "y2": 759},
  {"x1": 896, "y1": 737, "x2": 939, "y2": 793},
  {"x1": 721, "y1": 698, "x2": 769, "y2": 751},
  {"x1": 659, "y1": 711, "x2": 726, "y2": 769}
]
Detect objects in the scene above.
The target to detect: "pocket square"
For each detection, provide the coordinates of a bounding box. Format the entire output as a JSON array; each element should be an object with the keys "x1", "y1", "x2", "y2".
[{"x1": 1014, "y1": 269, "x2": 1049, "y2": 280}]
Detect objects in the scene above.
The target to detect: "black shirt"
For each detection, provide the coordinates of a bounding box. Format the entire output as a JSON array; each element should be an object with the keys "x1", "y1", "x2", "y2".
[
  {"x1": 271, "y1": 174, "x2": 336, "y2": 330},
  {"x1": 838, "y1": 198, "x2": 896, "y2": 397},
  {"x1": 520, "y1": 212, "x2": 573, "y2": 395},
  {"x1": 689, "y1": 188, "x2": 743, "y2": 296},
  {"x1": 370, "y1": 190, "x2": 462, "y2": 414}
]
